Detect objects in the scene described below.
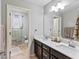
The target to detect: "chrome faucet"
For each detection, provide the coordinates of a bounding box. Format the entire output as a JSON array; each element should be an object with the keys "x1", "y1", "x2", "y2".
[
  {"x1": 45, "y1": 36, "x2": 48, "y2": 39},
  {"x1": 68, "y1": 39, "x2": 75, "y2": 48}
]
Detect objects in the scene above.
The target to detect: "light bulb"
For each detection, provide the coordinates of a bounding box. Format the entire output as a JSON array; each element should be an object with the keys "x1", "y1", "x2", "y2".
[
  {"x1": 49, "y1": 2, "x2": 67, "y2": 12},
  {"x1": 57, "y1": 2, "x2": 62, "y2": 9},
  {"x1": 51, "y1": 6, "x2": 55, "y2": 11},
  {"x1": 60, "y1": 6, "x2": 64, "y2": 9},
  {"x1": 50, "y1": 6, "x2": 56, "y2": 12},
  {"x1": 57, "y1": 2, "x2": 66, "y2": 10},
  {"x1": 54, "y1": 6, "x2": 58, "y2": 12}
]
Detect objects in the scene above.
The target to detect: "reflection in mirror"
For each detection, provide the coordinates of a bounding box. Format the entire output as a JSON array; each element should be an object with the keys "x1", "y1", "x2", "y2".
[
  {"x1": 44, "y1": 0, "x2": 79, "y2": 42},
  {"x1": 63, "y1": 27, "x2": 74, "y2": 39},
  {"x1": 43, "y1": 15, "x2": 62, "y2": 41},
  {"x1": 51, "y1": 16, "x2": 61, "y2": 42},
  {"x1": 63, "y1": 17, "x2": 79, "y2": 41},
  {"x1": 73, "y1": 17, "x2": 79, "y2": 41},
  {"x1": 52, "y1": 17, "x2": 61, "y2": 37}
]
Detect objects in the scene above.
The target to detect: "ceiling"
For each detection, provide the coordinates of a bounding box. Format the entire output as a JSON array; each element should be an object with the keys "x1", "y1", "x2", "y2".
[
  {"x1": 45, "y1": 0, "x2": 79, "y2": 13},
  {"x1": 24, "y1": 0, "x2": 75, "y2": 6},
  {"x1": 24, "y1": 0, "x2": 52, "y2": 6},
  {"x1": 59, "y1": 0, "x2": 79, "y2": 13}
]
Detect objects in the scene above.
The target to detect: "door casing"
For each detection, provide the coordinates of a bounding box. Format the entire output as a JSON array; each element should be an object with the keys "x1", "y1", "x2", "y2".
[{"x1": 7, "y1": 4, "x2": 32, "y2": 59}]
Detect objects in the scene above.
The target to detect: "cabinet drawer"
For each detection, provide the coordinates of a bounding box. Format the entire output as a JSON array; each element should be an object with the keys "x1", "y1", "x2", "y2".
[
  {"x1": 34, "y1": 44, "x2": 42, "y2": 59},
  {"x1": 50, "y1": 55, "x2": 58, "y2": 59},
  {"x1": 43, "y1": 49, "x2": 50, "y2": 59},
  {"x1": 43, "y1": 44, "x2": 49, "y2": 52},
  {"x1": 34, "y1": 39, "x2": 41, "y2": 46},
  {"x1": 51, "y1": 49, "x2": 71, "y2": 59}
]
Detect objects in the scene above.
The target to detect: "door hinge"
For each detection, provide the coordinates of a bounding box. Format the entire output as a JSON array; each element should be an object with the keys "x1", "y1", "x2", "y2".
[
  {"x1": 9, "y1": 13, "x2": 11, "y2": 16},
  {"x1": 9, "y1": 32, "x2": 11, "y2": 35}
]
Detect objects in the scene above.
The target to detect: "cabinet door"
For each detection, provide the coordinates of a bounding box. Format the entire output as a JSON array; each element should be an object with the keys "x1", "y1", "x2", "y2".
[
  {"x1": 34, "y1": 40, "x2": 42, "y2": 59},
  {"x1": 43, "y1": 44, "x2": 49, "y2": 52},
  {"x1": 51, "y1": 49, "x2": 71, "y2": 59},
  {"x1": 43, "y1": 43, "x2": 50, "y2": 59},
  {"x1": 50, "y1": 55, "x2": 58, "y2": 59},
  {"x1": 37, "y1": 46, "x2": 42, "y2": 59},
  {"x1": 43, "y1": 49, "x2": 50, "y2": 59}
]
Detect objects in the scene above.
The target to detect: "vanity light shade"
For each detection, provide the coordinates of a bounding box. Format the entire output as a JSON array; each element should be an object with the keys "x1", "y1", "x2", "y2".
[
  {"x1": 57, "y1": 3, "x2": 65, "y2": 10},
  {"x1": 51, "y1": 6, "x2": 56, "y2": 11},
  {"x1": 50, "y1": 6, "x2": 58, "y2": 12},
  {"x1": 50, "y1": 2, "x2": 67, "y2": 12}
]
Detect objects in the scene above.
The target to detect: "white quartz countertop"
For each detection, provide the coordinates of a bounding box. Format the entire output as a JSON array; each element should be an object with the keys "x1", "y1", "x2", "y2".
[{"x1": 34, "y1": 36, "x2": 79, "y2": 59}]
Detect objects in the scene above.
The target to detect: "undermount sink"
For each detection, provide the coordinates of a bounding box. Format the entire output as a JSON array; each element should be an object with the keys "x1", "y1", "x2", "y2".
[
  {"x1": 56, "y1": 43, "x2": 79, "y2": 51},
  {"x1": 50, "y1": 39, "x2": 79, "y2": 51}
]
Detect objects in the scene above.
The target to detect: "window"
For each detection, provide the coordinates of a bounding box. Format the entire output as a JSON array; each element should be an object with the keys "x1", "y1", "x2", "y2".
[{"x1": 11, "y1": 12, "x2": 23, "y2": 29}]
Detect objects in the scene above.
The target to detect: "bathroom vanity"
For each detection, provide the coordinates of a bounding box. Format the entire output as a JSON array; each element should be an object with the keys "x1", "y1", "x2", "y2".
[{"x1": 34, "y1": 36, "x2": 79, "y2": 59}]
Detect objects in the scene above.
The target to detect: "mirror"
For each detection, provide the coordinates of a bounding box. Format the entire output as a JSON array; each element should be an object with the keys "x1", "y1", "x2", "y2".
[
  {"x1": 62, "y1": 13, "x2": 79, "y2": 41},
  {"x1": 44, "y1": 0, "x2": 79, "y2": 41}
]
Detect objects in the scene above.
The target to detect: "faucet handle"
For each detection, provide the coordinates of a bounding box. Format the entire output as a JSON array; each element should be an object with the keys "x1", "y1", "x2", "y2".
[{"x1": 68, "y1": 40, "x2": 76, "y2": 48}]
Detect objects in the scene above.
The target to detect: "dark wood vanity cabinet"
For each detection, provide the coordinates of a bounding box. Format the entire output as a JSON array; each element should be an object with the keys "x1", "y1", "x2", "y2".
[
  {"x1": 34, "y1": 40, "x2": 42, "y2": 59},
  {"x1": 42, "y1": 44, "x2": 50, "y2": 59},
  {"x1": 34, "y1": 39, "x2": 71, "y2": 59},
  {"x1": 51, "y1": 49, "x2": 71, "y2": 59}
]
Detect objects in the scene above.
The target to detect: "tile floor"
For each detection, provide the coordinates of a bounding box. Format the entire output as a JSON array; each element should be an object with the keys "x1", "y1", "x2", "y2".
[{"x1": 11, "y1": 43, "x2": 38, "y2": 59}]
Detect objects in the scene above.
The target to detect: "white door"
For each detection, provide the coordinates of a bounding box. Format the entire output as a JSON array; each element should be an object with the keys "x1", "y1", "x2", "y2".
[
  {"x1": 7, "y1": 5, "x2": 32, "y2": 59},
  {"x1": 7, "y1": 5, "x2": 12, "y2": 59}
]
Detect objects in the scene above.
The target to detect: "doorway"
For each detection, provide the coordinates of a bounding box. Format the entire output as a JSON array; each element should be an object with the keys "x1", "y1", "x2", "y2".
[
  {"x1": 7, "y1": 5, "x2": 31, "y2": 59},
  {"x1": 11, "y1": 11, "x2": 29, "y2": 58}
]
